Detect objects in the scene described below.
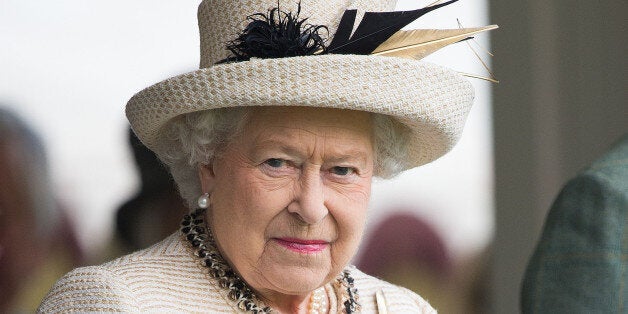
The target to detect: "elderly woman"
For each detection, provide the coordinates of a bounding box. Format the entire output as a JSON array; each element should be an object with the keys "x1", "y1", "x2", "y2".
[{"x1": 39, "y1": 0, "x2": 494, "y2": 313}]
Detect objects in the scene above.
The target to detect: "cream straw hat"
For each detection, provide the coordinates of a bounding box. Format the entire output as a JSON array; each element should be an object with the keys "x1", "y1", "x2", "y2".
[{"x1": 126, "y1": 0, "x2": 488, "y2": 169}]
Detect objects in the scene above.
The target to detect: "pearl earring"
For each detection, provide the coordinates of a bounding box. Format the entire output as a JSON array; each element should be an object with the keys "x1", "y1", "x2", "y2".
[{"x1": 197, "y1": 193, "x2": 210, "y2": 209}]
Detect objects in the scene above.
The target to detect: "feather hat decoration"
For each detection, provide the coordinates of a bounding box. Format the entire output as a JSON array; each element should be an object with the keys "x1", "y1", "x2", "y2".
[
  {"x1": 371, "y1": 25, "x2": 499, "y2": 60},
  {"x1": 326, "y1": 0, "x2": 461, "y2": 54},
  {"x1": 218, "y1": 0, "x2": 498, "y2": 68},
  {"x1": 323, "y1": 0, "x2": 499, "y2": 80},
  {"x1": 220, "y1": 2, "x2": 330, "y2": 63}
]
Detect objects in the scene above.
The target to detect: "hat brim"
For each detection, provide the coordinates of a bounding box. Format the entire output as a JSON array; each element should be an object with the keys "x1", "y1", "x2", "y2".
[{"x1": 126, "y1": 54, "x2": 474, "y2": 169}]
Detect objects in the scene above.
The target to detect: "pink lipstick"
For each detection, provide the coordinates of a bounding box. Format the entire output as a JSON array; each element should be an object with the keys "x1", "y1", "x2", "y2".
[{"x1": 274, "y1": 238, "x2": 329, "y2": 254}]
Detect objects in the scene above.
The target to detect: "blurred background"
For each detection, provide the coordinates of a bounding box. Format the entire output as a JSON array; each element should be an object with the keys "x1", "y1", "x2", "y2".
[{"x1": 0, "y1": 0, "x2": 625, "y2": 313}]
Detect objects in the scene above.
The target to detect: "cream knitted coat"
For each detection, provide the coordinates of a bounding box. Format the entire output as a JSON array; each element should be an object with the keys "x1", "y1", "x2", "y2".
[{"x1": 38, "y1": 233, "x2": 436, "y2": 313}]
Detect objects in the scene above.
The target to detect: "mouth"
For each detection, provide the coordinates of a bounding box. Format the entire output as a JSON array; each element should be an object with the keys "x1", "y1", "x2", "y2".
[{"x1": 273, "y1": 238, "x2": 329, "y2": 254}]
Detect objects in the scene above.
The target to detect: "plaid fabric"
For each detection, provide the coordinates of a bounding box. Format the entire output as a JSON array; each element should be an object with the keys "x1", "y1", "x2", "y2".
[{"x1": 522, "y1": 134, "x2": 628, "y2": 314}]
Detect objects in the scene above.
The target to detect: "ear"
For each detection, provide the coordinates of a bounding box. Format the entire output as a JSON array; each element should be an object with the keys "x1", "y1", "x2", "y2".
[{"x1": 198, "y1": 161, "x2": 216, "y2": 194}]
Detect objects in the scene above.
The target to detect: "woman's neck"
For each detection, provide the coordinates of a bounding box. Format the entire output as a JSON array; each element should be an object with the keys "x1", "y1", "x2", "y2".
[{"x1": 259, "y1": 288, "x2": 329, "y2": 314}]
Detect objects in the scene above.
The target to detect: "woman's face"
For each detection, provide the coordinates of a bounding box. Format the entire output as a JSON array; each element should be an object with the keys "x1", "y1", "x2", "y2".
[{"x1": 199, "y1": 106, "x2": 374, "y2": 298}]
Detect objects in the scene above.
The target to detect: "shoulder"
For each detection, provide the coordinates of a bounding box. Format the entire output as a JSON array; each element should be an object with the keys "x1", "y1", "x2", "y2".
[
  {"x1": 574, "y1": 134, "x2": 628, "y2": 201},
  {"x1": 522, "y1": 136, "x2": 628, "y2": 313},
  {"x1": 38, "y1": 233, "x2": 230, "y2": 313},
  {"x1": 350, "y1": 267, "x2": 437, "y2": 314},
  {"x1": 543, "y1": 134, "x2": 628, "y2": 233},
  {"x1": 37, "y1": 265, "x2": 140, "y2": 313},
  {"x1": 38, "y1": 233, "x2": 184, "y2": 313},
  {"x1": 543, "y1": 136, "x2": 628, "y2": 231}
]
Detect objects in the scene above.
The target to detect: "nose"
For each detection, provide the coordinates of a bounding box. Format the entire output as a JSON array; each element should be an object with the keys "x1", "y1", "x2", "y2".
[{"x1": 287, "y1": 169, "x2": 328, "y2": 224}]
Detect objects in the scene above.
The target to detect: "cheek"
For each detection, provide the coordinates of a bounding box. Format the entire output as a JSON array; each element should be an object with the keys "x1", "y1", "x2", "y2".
[
  {"x1": 328, "y1": 181, "x2": 371, "y2": 239},
  {"x1": 329, "y1": 178, "x2": 372, "y2": 210},
  {"x1": 327, "y1": 188, "x2": 370, "y2": 269},
  {"x1": 236, "y1": 172, "x2": 294, "y2": 211},
  {"x1": 211, "y1": 167, "x2": 294, "y2": 233}
]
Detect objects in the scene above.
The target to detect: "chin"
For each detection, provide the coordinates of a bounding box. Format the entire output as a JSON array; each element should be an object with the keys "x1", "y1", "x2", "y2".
[{"x1": 262, "y1": 262, "x2": 333, "y2": 294}]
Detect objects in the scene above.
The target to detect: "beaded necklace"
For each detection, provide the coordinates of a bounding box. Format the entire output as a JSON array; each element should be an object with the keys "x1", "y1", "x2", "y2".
[{"x1": 181, "y1": 208, "x2": 360, "y2": 313}]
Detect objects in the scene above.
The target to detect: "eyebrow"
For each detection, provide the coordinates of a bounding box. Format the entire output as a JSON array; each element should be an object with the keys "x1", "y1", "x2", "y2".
[
  {"x1": 324, "y1": 150, "x2": 370, "y2": 167},
  {"x1": 254, "y1": 140, "x2": 306, "y2": 157},
  {"x1": 252, "y1": 139, "x2": 370, "y2": 167}
]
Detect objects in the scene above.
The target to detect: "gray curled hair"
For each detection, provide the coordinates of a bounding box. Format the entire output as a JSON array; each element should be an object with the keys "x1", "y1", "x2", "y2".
[{"x1": 158, "y1": 108, "x2": 411, "y2": 208}]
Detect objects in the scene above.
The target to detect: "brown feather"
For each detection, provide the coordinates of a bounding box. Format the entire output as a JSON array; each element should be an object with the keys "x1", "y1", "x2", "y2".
[
  {"x1": 459, "y1": 72, "x2": 500, "y2": 83},
  {"x1": 371, "y1": 25, "x2": 498, "y2": 60}
]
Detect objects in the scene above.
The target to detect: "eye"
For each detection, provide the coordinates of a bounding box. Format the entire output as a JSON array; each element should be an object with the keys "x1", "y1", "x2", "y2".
[
  {"x1": 264, "y1": 158, "x2": 285, "y2": 168},
  {"x1": 331, "y1": 166, "x2": 355, "y2": 176},
  {"x1": 260, "y1": 158, "x2": 296, "y2": 178}
]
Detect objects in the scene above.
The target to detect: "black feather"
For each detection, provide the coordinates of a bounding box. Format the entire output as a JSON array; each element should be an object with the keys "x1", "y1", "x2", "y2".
[
  {"x1": 327, "y1": 0, "x2": 459, "y2": 54},
  {"x1": 328, "y1": 9, "x2": 357, "y2": 50},
  {"x1": 219, "y1": 2, "x2": 329, "y2": 64}
]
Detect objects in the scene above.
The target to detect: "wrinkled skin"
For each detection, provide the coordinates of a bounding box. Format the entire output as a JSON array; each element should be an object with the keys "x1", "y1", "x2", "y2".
[{"x1": 199, "y1": 107, "x2": 375, "y2": 313}]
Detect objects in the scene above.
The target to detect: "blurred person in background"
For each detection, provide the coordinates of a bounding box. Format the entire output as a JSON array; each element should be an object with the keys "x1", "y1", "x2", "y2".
[
  {"x1": 0, "y1": 108, "x2": 83, "y2": 312},
  {"x1": 103, "y1": 128, "x2": 186, "y2": 260},
  {"x1": 357, "y1": 212, "x2": 455, "y2": 311},
  {"x1": 357, "y1": 212, "x2": 489, "y2": 313},
  {"x1": 522, "y1": 134, "x2": 628, "y2": 313}
]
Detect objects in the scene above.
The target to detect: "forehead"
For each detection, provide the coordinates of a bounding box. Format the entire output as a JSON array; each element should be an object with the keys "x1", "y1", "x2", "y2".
[{"x1": 239, "y1": 106, "x2": 374, "y2": 155}]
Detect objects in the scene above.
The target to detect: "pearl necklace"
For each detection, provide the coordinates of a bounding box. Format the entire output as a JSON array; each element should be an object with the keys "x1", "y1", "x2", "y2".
[
  {"x1": 181, "y1": 208, "x2": 360, "y2": 313},
  {"x1": 308, "y1": 287, "x2": 328, "y2": 314}
]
